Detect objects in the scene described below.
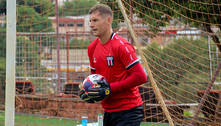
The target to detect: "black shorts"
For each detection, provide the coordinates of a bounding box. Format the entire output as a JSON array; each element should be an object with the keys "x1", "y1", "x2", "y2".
[{"x1": 103, "y1": 105, "x2": 144, "y2": 126}]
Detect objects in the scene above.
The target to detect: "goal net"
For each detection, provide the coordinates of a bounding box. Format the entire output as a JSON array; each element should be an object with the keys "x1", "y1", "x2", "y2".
[
  {"x1": 102, "y1": 0, "x2": 221, "y2": 125},
  {"x1": 0, "y1": 0, "x2": 220, "y2": 125}
]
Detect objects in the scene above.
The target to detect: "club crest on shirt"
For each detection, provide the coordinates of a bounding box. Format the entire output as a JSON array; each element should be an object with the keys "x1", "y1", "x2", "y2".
[
  {"x1": 106, "y1": 56, "x2": 114, "y2": 66},
  {"x1": 93, "y1": 58, "x2": 96, "y2": 63}
]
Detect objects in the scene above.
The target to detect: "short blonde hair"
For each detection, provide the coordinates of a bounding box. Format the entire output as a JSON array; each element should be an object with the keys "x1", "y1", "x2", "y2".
[{"x1": 89, "y1": 4, "x2": 113, "y2": 18}]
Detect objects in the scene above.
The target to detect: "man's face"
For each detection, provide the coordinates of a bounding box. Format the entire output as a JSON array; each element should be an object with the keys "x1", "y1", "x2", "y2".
[{"x1": 89, "y1": 11, "x2": 110, "y2": 37}]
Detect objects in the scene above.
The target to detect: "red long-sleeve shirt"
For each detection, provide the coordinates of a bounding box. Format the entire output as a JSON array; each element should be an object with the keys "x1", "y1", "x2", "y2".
[{"x1": 88, "y1": 33, "x2": 147, "y2": 112}]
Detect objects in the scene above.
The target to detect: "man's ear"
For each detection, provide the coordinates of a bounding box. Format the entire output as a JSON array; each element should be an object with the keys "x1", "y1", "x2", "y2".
[{"x1": 107, "y1": 16, "x2": 113, "y2": 24}]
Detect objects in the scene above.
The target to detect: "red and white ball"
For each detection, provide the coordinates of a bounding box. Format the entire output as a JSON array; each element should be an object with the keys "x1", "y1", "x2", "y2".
[{"x1": 81, "y1": 74, "x2": 105, "y2": 92}]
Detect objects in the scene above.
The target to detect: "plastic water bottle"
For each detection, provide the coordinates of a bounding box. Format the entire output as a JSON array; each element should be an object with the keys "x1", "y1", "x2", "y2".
[
  {"x1": 97, "y1": 114, "x2": 103, "y2": 126},
  {"x1": 81, "y1": 116, "x2": 88, "y2": 126}
]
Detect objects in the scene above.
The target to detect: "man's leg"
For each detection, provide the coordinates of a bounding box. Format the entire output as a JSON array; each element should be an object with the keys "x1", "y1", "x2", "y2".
[
  {"x1": 103, "y1": 105, "x2": 144, "y2": 126},
  {"x1": 103, "y1": 111, "x2": 112, "y2": 126}
]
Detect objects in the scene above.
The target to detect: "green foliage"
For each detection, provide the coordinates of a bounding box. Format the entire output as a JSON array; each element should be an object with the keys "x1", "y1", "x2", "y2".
[
  {"x1": 0, "y1": 0, "x2": 54, "y2": 84},
  {"x1": 0, "y1": 0, "x2": 6, "y2": 14},
  {"x1": 17, "y1": 0, "x2": 55, "y2": 16},
  {"x1": 0, "y1": 26, "x2": 6, "y2": 57},
  {"x1": 59, "y1": 0, "x2": 98, "y2": 16},
  {"x1": 0, "y1": 57, "x2": 5, "y2": 87},
  {"x1": 16, "y1": 0, "x2": 54, "y2": 32},
  {"x1": 59, "y1": 38, "x2": 90, "y2": 49},
  {"x1": 16, "y1": 36, "x2": 40, "y2": 67},
  {"x1": 183, "y1": 110, "x2": 193, "y2": 117},
  {"x1": 104, "y1": 0, "x2": 220, "y2": 33},
  {"x1": 15, "y1": 66, "x2": 25, "y2": 77},
  {"x1": 0, "y1": 58, "x2": 5, "y2": 71},
  {"x1": 145, "y1": 38, "x2": 210, "y2": 102},
  {"x1": 69, "y1": 38, "x2": 90, "y2": 49},
  {"x1": 16, "y1": 36, "x2": 47, "y2": 77},
  {"x1": 146, "y1": 38, "x2": 210, "y2": 84},
  {"x1": 100, "y1": 0, "x2": 122, "y2": 30},
  {"x1": 175, "y1": 0, "x2": 220, "y2": 26},
  {"x1": 0, "y1": 26, "x2": 6, "y2": 89},
  {"x1": 17, "y1": 6, "x2": 53, "y2": 32}
]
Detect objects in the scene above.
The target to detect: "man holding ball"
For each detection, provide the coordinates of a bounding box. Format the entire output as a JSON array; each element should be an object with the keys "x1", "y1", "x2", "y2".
[{"x1": 79, "y1": 4, "x2": 147, "y2": 126}]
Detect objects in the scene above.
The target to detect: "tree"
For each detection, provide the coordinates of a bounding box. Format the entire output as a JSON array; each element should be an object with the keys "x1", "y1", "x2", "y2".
[
  {"x1": 0, "y1": 0, "x2": 6, "y2": 14},
  {"x1": 17, "y1": 0, "x2": 54, "y2": 32},
  {"x1": 104, "y1": 0, "x2": 221, "y2": 51},
  {"x1": 17, "y1": 6, "x2": 53, "y2": 32},
  {"x1": 0, "y1": 26, "x2": 6, "y2": 57},
  {"x1": 0, "y1": 0, "x2": 6, "y2": 99},
  {"x1": 59, "y1": 0, "x2": 98, "y2": 16},
  {"x1": 0, "y1": 57, "x2": 5, "y2": 102},
  {"x1": 17, "y1": 0, "x2": 55, "y2": 16},
  {"x1": 0, "y1": 0, "x2": 54, "y2": 15},
  {"x1": 0, "y1": 26, "x2": 5, "y2": 101},
  {"x1": 145, "y1": 38, "x2": 210, "y2": 102}
]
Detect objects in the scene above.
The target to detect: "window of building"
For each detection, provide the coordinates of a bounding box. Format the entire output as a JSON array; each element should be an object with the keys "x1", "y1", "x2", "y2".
[
  {"x1": 77, "y1": 23, "x2": 83, "y2": 27},
  {"x1": 67, "y1": 24, "x2": 74, "y2": 27},
  {"x1": 59, "y1": 24, "x2": 65, "y2": 27}
]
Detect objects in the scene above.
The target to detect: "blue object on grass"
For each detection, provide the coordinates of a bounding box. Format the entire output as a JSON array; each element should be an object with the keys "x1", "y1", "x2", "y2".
[{"x1": 81, "y1": 116, "x2": 88, "y2": 126}]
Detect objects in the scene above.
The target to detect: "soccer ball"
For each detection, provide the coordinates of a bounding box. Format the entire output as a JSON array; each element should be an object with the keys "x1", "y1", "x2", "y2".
[{"x1": 80, "y1": 74, "x2": 105, "y2": 92}]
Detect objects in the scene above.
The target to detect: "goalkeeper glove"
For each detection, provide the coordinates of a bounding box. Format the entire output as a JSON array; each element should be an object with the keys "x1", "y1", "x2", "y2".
[
  {"x1": 87, "y1": 79, "x2": 111, "y2": 101},
  {"x1": 79, "y1": 89, "x2": 95, "y2": 103}
]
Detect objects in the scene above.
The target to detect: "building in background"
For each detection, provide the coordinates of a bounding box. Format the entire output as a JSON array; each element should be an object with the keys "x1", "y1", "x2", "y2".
[
  {"x1": 49, "y1": 15, "x2": 90, "y2": 33},
  {"x1": 50, "y1": 0, "x2": 74, "y2": 6},
  {"x1": 48, "y1": 15, "x2": 91, "y2": 40}
]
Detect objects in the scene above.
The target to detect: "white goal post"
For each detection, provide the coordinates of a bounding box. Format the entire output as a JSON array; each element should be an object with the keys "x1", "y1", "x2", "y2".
[{"x1": 5, "y1": 0, "x2": 16, "y2": 126}]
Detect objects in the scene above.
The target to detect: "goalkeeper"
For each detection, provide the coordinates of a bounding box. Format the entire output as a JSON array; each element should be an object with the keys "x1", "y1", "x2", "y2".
[{"x1": 79, "y1": 4, "x2": 147, "y2": 126}]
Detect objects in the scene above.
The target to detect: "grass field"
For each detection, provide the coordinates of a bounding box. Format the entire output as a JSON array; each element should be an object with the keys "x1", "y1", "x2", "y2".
[
  {"x1": 0, "y1": 112, "x2": 169, "y2": 126},
  {"x1": 0, "y1": 112, "x2": 81, "y2": 126}
]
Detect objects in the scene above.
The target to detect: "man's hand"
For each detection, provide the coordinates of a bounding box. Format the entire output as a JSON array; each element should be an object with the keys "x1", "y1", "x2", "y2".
[
  {"x1": 79, "y1": 89, "x2": 95, "y2": 103},
  {"x1": 87, "y1": 79, "x2": 111, "y2": 101}
]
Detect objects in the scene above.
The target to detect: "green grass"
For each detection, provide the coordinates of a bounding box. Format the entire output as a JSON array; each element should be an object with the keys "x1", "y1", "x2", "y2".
[
  {"x1": 141, "y1": 122, "x2": 169, "y2": 126},
  {"x1": 0, "y1": 112, "x2": 81, "y2": 126},
  {"x1": 0, "y1": 112, "x2": 169, "y2": 126}
]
